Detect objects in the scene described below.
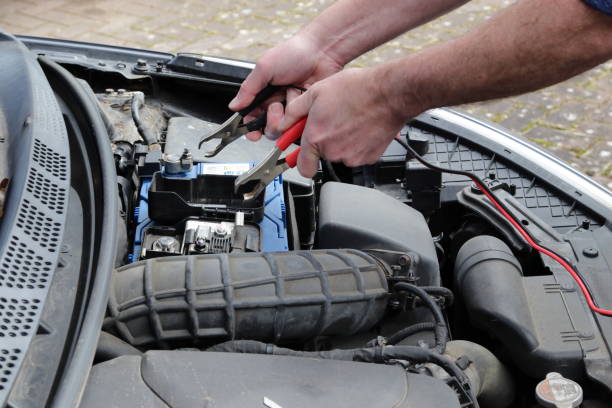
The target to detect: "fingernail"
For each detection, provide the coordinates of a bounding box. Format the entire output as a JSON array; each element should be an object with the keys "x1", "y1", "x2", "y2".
[
  {"x1": 270, "y1": 103, "x2": 283, "y2": 116},
  {"x1": 246, "y1": 131, "x2": 262, "y2": 142},
  {"x1": 266, "y1": 130, "x2": 281, "y2": 140},
  {"x1": 228, "y1": 96, "x2": 239, "y2": 110}
]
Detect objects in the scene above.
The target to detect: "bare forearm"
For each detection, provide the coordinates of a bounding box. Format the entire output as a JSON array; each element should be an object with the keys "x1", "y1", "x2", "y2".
[
  {"x1": 301, "y1": 0, "x2": 467, "y2": 65},
  {"x1": 380, "y1": 0, "x2": 612, "y2": 117}
]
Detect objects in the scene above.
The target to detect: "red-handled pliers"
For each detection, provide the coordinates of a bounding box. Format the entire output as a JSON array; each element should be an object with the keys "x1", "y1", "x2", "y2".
[
  {"x1": 234, "y1": 117, "x2": 307, "y2": 200},
  {"x1": 199, "y1": 84, "x2": 306, "y2": 158},
  {"x1": 199, "y1": 84, "x2": 282, "y2": 157}
]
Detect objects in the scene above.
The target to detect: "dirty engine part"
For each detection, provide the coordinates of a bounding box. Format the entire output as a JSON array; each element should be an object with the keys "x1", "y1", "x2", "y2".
[{"x1": 106, "y1": 249, "x2": 389, "y2": 347}]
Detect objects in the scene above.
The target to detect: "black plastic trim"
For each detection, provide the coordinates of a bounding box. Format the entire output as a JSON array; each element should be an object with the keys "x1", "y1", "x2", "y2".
[
  {"x1": 0, "y1": 32, "x2": 71, "y2": 407},
  {"x1": 37, "y1": 57, "x2": 118, "y2": 408},
  {"x1": 414, "y1": 110, "x2": 611, "y2": 220}
]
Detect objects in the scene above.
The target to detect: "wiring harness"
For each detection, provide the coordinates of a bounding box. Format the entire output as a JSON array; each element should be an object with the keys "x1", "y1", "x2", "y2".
[{"x1": 394, "y1": 135, "x2": 612, "y2": 317}]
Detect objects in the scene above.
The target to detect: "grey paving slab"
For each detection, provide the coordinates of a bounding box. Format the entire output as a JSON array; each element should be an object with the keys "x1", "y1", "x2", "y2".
[{"x1": 0, "y1": 0, "x2": 609, "y2": 188}]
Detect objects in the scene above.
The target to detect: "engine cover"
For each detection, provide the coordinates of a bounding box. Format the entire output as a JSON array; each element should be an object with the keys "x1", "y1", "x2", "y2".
[
  {"x1": 318, "y1": 182, "x2": 440, "y2": 286},
  {"x1": 81, "y1": 351, "x2": 460, "y2": 408}
]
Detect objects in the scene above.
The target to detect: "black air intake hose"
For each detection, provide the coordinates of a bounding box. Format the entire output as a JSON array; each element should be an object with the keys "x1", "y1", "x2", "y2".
[
  {"x1": 454, "y1": 235, "x2": 589, "y2": 379},
  {"x1": 443, "y1": 340, "x2": 515, "y2": 408},
  {"x1": 105, "y1": 250, "x2": 389, "y2": 347},
  {"x1": 454, "y1": 236, "x2": 535, "y2": 355}
]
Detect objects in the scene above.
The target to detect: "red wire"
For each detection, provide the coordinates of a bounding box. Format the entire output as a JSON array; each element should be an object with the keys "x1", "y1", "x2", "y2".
[{"x1": 471, "y1": 178, "x2": 612, "y2": 316}]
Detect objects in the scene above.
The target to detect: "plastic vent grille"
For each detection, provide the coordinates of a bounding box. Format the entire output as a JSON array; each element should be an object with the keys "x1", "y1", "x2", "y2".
[
  {"x1": 32, "y1": 139, "x2": 68, "y2": 181},
  {"x1": 0, "y1": 297, "x2": 39, "y2": 339},
  {"x1": 0, "y1": 43, "x2": 70, "y2": 404},
  {"x1": 16, "y1": 200, "x2": 61, "y2": 252},
  {"x1": 25, "y1": 168, "x2": 67, "y2": 214},
  {"x1": 409, "y1": 126, "x2": 602, "y2": 231},
  {"x1": 0, "y1": 348, "x2": 21, "y2": 392},
  {"x1": 0, "y1": 236, "x2": 52, "y2": 290}
]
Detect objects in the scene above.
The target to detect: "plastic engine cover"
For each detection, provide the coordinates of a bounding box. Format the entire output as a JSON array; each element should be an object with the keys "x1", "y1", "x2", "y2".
[
  {"x1": 81, "y1": 351, "x2": 460, "y2": 408},
  {"x1": 318, "y1": 182, "x2": 440, "y2": 286}
]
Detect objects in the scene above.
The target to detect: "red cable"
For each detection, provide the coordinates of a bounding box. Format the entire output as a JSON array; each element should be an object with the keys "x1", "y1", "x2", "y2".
[
  {"x1": 471, "y1": 178, "x2": 612, "y2": 317},
  {"x1": 394, "y1": 134, "x2": 610, "y2": 316}
]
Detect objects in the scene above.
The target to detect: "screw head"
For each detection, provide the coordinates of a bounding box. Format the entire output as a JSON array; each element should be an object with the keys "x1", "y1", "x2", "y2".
[
  {"x1": 389, "y1": 299, "x2": 401, "y2": 310},
  {"x1": 153, "y1": 236, "x2": 179, "y2": 252},
  {"x1": 583, "y1": 247, "x2": 599, "y2": 258},
  {"x1": 195, "y1": 237, "x2": 207, "y2": 248},
  {"x1": 215, "y1": 224, "x2": 227, "y2": 236},
  {"x1": 398, "y1": 255, "x2": 411, "y2": 266},
  {"x1": 135, "y1": 59, "x2": 148, "y2": 71}
]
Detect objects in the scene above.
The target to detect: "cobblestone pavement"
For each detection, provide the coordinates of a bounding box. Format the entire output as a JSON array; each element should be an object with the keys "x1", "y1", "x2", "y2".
[{"x1": 1, "y1": 0, "x2": 610, "y2": 188}]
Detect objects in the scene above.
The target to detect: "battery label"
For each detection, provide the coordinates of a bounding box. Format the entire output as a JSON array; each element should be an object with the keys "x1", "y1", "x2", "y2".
[{"x1": 199, "y1": 163, "x2": 251, "y2": 176}]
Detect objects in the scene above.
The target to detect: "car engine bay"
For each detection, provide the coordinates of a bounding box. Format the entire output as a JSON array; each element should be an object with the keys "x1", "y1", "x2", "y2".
[
  {"x1": 1, "y1": 35, "x2": 612, "y2": 408},
  {"x1": 84, "y1": 82, "x2": 611, "y2": 408}
]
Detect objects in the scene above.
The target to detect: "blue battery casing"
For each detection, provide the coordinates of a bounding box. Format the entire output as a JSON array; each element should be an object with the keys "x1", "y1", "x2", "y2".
[{"x1": 130, "y1": 163, "x2": 288, "y2": 262}]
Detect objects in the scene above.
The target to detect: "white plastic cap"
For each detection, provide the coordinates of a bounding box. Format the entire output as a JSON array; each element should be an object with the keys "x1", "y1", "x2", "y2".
[{"x1": 535, "y1": 372, "x2": 583, "y2": 408}]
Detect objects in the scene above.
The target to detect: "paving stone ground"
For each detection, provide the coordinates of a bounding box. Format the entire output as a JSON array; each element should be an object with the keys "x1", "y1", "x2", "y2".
[{"x1": 1, "y1": 0, "x2": 610, "y2": 188}]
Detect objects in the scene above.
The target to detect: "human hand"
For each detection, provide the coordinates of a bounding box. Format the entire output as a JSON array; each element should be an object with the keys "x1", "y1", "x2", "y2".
[
  {"x1": 279, "y1": 66, "x2": 422, "y2": 178},
  {"x1": 228, "y1": 33, "x2": 344, "y2": 141}
]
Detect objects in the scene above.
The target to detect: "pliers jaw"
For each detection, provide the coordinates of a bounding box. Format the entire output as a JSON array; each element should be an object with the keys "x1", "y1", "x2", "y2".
[
  {"x1": 199, "y1": 84, "x2": 283, "y2": 157},
  {"x1": 199, "y1": 111, "x2": 270, "y2": 157},
  {"x1": 234, "y1": 117, "x2": 307, "y2": 201},
  {"x1": 198, "y1": 83, "x2": 308, "y2": 201},
  {"x1": 237, "y1": 181, "x2": 266, "y2": 202},
  {"x1": 198, "y1": 113, "x2": 245, "y2": 157},
  {"x1": 234, "y1": 148, "x2": 284, "y2": 200}
]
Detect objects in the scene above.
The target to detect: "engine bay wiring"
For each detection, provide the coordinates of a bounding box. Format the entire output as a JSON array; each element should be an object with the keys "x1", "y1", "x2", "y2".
[{"x1": 394, "y1": 136, "x2": 612, "y2": 317}]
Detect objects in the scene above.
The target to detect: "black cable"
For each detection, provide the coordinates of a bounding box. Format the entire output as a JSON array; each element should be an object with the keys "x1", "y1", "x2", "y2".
[
  {"x1": 395, "y1": 136, "x2": 493, "y2": 187},
  {"x1": 381, "y1": 286, "x2": 453, "y2": 348},
  {"x1": 324, "y1": 159, "x2": 342, "y2": 182},
  {"x1": 208, "y1": 339, "x2": 478, "y2": 407},
  {"x1": 394, "y1": 136, "x2": 606, "y2": 316},
  {"x1": 386, "y1": 322, "x2": 436, "y2": 345},
  {"x1": 131, "y1": 92, "x2": 158, "y2": 146},
  {"x1": 395, "y1": 135, "x2": 540, "y2": 243},
  {"x1": 393, "y1": 282, "x2": 448, "y2": 353},
  {"x1": 208, "y1": 340, "x2": 468, "y2": 385},
  {"x1": 421, "y1": 286, "x2": 455, "y2": 307}
]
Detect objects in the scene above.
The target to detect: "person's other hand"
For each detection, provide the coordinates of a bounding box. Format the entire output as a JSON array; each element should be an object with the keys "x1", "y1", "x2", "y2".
[
  {"x1": 279, "y1": 67, "x2": 422, "y2": 178},
  {"x1": 228, "y1": 33, "x2": 343, "y2": 141}
]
